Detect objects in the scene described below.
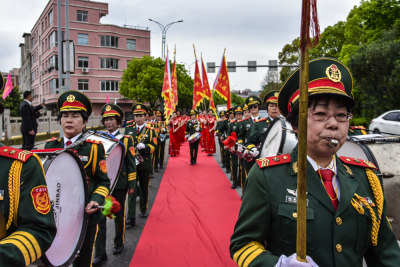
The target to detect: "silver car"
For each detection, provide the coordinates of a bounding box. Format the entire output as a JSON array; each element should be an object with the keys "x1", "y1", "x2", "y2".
[{"x1": 369, "y1": 110, "x2": 400, "y2": 135}]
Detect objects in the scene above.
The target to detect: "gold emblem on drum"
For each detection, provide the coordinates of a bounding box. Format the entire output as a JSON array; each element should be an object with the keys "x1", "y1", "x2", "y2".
[
  {"x1": 67, "y1": 94, "x2": 75, "y2": 102},
  {"x1": 106, "y1": 105, "x2": 112, "y2": 111},
  {"x1": 325, "y1": 64, "x2": 341, "y2": 82},
  {"x1": 343, "y1": 164, "x2": 353, "y2": 175}
]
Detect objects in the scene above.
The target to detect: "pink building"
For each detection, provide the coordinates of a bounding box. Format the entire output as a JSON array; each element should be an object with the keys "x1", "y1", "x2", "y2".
[{"x1": 28, "y1": 0, "x2": 150, "y2": 116}]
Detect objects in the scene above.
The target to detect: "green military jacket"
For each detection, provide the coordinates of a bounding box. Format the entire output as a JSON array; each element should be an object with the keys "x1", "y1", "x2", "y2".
[
  {"x1": 186, "y1": 119, "x2": 202, "y2": 136},
  {"x1": 0, "y1": 145, "x2": 56, "y2": 266},
  {"x1": 45, "y1": 135, "x2": 110, "y2": 224},
  {"x1": 216, "y1": 118, "x2": 229, "y2": 139},
  {"x1": 113, "y1": 131, "x2": 136, "y2": 191},
  {"x1": 230, "y1": 147, "x2": 400, "y2": 267},
  {"x1": 158, "y1": 121, "x2": 168, "y2": 142},
  {"x1": 245, "y1": 117, "x2": 272, "y2": 150},
  {"x1": 227, "y1": 119, "x2": 240, "y2": 137},
  {"x1": 124, "y1": 122, "x2": 156, "y2": 171},
  {"x1": 237, "y1": 117, "x2": 255, "y2": 145}
]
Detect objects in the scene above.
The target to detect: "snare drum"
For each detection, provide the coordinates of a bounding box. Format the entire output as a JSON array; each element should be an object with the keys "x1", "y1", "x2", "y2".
[
  {"x1": 87, "y1": 132, "x2": 124, "y2": 192},
  {"x1": 188, "y1": 132, "x2": 201, "y2": 144},
  {"x1": 260, "y1": 117, "x2": 297, "y2": 158},
  {"x1": 32, "y1": 149, "x2": 88, "y2": 267}
]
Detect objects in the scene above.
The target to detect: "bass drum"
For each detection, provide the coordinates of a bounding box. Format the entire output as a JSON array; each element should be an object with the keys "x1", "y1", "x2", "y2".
[
  {"x1": 32, "y1": 149, "x2": 88, "y2": 267},
  {"x1": 87, "y1": 132, "x2": 125, "y2": 192},
  {"x1": 260, "y1": 117, "x2": 297, "y2": 158},
  {"x1": 188, "y1": 132, "x2": 201, "y2": 144},
  {"x1": 337, "y1": 134, "x2": 400, "y2": 239}
]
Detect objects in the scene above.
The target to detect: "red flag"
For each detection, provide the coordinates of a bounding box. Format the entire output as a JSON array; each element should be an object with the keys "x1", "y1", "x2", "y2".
[
  {"x1": 201, "y1": 57, "x2": 216, "y2": 115},
  {"x1": 161, "y1": 51, "x2": 173, "y2": 123},
  {"x1": 192, "y1": 60, "x2": 204, "y2": 109},
  {"x1": 171, "y1": 50, "x2": 178, "y2": 110},
  {"x1": 213, "y1": 52, "x2": 231, "y2": 109},
  {"x1": 2, "y1": 73, "x2": 14, "y2": 100}
]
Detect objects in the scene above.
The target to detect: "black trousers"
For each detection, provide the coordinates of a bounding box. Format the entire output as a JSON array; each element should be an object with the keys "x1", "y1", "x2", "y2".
[
  {"x1": 224, "y1": 149, "x2": 231, "y2": 170},
  {"x1": 189, "y1": 140, "x2": 200, "y2": 163},
  {"x1": 230, "y1": 152, "x2": 239, "y2": 186},
  {"x1": 95, "y1": 189, "x2": 128, "y2": 257},
  {"x1": 22, "y1": 131, "x2": 35, "y2": 150},
  {"x1": 73, "y1": 217, "x2": 99, "y2": 267},
  {"x1": 159, "y1": 141, "x2": 166, "y2": 168},
  {"x1": 154, "y1": 142, "x2": 160, "y2": 169},
  {"x1": 218, "y1": 140, "x2": 225, "y2": 167},
  {"x1": 127, "y1": 169, "x2": 150, "y2": 218}
]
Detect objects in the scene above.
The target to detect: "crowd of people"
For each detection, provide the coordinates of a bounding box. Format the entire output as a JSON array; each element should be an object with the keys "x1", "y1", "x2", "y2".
[{"x1": 1, "y1": 57, "x2": 400, "y2": 267}]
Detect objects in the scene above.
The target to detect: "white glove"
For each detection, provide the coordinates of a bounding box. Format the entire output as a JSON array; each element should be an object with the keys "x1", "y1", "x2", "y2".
[
  {"x1": 249, "y1": 148, "x2": 260, "y2": 157},
  {"x1": 195, "y1": 126, "x2": 200, "y2": 131},
  {"x1": 237, "y1": 145, "x2": 244, "y2": 153},
  {"x1": 276, "y1": 253, "x2": 319, "y2": 267},
  {"x1": 137, "y1": 143, "x2": 146, "y2": 150},
  {"x1": 185, "y1": 134, "x2": 189, "y2": 139}
]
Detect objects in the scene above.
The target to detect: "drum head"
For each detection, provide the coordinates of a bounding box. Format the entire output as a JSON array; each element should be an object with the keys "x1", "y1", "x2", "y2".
[
  {"x1": 42, "y1": 151, "x2": 88, "y2": 267},
  {"x1": 107, "y1": 144, "x2": 124, "y2": 191},
  {"x1": 260, "y1": 118, "x2": 297, "y2": 158}
]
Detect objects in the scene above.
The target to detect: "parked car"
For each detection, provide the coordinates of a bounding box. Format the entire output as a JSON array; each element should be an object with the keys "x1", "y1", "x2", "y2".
[{"x1": 369, "y1": 110, "x2": 400, "y2": 135}]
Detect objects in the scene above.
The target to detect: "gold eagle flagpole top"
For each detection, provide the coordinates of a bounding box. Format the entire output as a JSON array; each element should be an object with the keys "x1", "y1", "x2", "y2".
[{"x1": 297, "y1": 0, "x2": 320, "y2": 262}]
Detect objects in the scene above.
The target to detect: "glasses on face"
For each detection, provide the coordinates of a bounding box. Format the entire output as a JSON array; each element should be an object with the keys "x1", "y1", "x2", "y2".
[
  {"x1": 249, "y1": 105, "x2": 258, "y2": 109},
  {"x1": 308, "y1": 111, "x2": 353, "y2": 122}
]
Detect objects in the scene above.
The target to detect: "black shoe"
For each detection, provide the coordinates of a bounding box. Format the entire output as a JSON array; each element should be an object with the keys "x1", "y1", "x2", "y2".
[
  {"x1": 226, "y1": 169, "x2": 230, "y2": 173},
  {"x1": 126, "y1": 218, "x2": 136, "y2": 227},
  {"x1": 154, "y1": 168, "x2": 159, "y2": 172},
  {"x1": 231, "y1": 184, "x2": 238, "y2": 189},
  {"x1": 160, "y1": 166, "x2": 164, "y2": 169},
  {"x1": 113, "y1": 245, "x2": 124, "y2": 255},
  {"x1": 92, "y1": 254, "x2": 107, "y2": 266},
  {"x1": 140, "y1": 211, "x2": 148, "y2": 218}
]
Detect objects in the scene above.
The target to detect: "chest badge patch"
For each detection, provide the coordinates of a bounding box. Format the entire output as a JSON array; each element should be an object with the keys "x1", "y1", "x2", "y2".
[
  {"x1": 0, "y1": 190, "x2": 4, "y2": 200},
  {"x1": 129, "y1": 146, "x2": 136, "y2": 156},
  {"x1": 31, "y1": 186, "x2": 51, "y2": 215},
  {"x1": 99, "y1": 160, "x2": 107, "y2": 173}
]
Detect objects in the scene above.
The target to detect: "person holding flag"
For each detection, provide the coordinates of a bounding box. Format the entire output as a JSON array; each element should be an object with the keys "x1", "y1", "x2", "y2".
[{"x1": 230, "y1": 58, "x2": 400, "y2": 266}]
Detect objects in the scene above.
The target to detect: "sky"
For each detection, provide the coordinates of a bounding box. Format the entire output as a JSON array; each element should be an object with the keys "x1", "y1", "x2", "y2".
[{"x1": 0, "y1": 0, "x2": 361, "y2": 92}]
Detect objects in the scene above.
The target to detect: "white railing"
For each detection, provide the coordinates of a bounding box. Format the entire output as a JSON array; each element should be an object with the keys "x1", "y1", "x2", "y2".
[{"x1": 0, "y1": 109, "x2": 102, "y2": 140}]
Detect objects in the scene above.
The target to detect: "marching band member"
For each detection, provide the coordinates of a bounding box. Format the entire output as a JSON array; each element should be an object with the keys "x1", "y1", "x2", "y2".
[
  {"x1": 228, "y1": 106, "x2": 243, "y2": 189},
  {"x1": 169, "y1": 111, "x2": 182, "y2": 156},
  {"x1": 237, "y1": 96, "x2": 262, "y2": 188},
  {"x1": 216, "y1": 110, "x2": 228, "y2": 168},
  {"x1": 93, "y1": 104, "x2": 137, "y2": 265},
  {"x1": 156, "y1": 111, "x2": 167, "y2": 169},
  {"x1": 45, "y1": 91, "x2": 110, "y2": 267},
  {"x1": 0, "y1": 102, "x2": 56, "y2": 266},
  {"x1": 245, "y1": 90, "x2": 280, "y2": 160},
  {"x1": 230, "y1": 58, "x2": 400, "y2": 266},
  {"x1": 199, "y1": 110, "x2": 208, "y2": 151},
  {"x1": 124, "y1": 104, "x2": 156, "y2": 220},
  {"x1": 185, "y1": 109, "x2": 202, "y2": 165}
]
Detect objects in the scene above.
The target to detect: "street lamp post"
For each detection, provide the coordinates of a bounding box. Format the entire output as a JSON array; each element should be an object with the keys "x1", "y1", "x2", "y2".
[{"x1": 148, "y1": 19, "x2": 183, "y2": 60}]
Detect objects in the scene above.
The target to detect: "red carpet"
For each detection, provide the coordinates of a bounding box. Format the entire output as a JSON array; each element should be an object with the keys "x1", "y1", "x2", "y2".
[{"x1": 130, "y1": 141, "x2": 241, "y2": 267}]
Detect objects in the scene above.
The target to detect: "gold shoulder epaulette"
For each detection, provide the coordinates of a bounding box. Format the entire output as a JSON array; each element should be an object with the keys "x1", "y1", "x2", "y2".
[
  {"x1": 339, "y1": 156, "x2": 377, "y2": 169},
  {"x1": 255, "y1": 117, "x2": 268, "y2": 123},
  {"x1": 0, "y1": 146, "x2": 33, "y2": 162},
  {"x1": 256, "y1": 154, "x2": 291, "y2": 168},
  {"x1": 86, "y1": 139, "x2": 101, "y2": 145}
]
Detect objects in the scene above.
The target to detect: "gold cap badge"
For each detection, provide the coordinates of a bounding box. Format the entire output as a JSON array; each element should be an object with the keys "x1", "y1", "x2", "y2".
[
  {"x1": 326, "y1": 64, "x2": 341, "y2": 82},
  {"x1": 106, "y1": 105, "x2": 111, "y2": 111},
  {"x1": 67, "y1": 94, "x2": 75, "y2": 102}
]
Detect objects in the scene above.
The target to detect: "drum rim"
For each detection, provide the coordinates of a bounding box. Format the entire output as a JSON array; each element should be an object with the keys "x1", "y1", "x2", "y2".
[
  {"x1": 261, "y1": 117, "x2": 287, "y2": 156},
  {"x1": 346, "y1": 137, "x2": 381, "y2": 172},
  {"x1": 41, "y1": 149, "x2": 89, "y2": 267},
  {"x1": 109, "y1": 143, "x2": 125, "y2": 193}
]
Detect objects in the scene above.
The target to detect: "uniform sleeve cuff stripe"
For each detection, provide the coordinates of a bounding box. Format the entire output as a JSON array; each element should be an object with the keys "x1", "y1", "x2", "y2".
[
  {"x1": 15, "y1": 231, "x2": 42, "y2": 259},
  {"x1": 0, "y1": 238, "x2": 30, "y2": 265},
  {"x1": 233, "y1": 242, "x2": 255, "y2": 263},
  {"x1": 238, "y1": 246, "x2": 258, "y2": 266},
  {"x1": 243, "y1": 248, "x2": 265, "y2": 267},
  {"x1": 13, "y1": 235, "x2": 37, "y2": 262}
]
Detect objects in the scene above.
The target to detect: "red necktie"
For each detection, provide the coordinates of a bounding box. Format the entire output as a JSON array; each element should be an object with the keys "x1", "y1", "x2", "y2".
[
  {"x1": 65, "y1": 140, "x2": 72, "y2": 146},
  {"x1": 317, "y1": 169, "x2": 338, "y2": 210},
  {"x1": 137, "y1": 128, "x2": 140, "y2": 134}
]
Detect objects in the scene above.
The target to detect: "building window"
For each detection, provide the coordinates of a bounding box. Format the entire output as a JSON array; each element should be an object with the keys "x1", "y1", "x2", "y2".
[
  {"x1": 77, "y1": 10, "x2": 88, "y2": 22},
  {"x1": 49, "y1": 10, "x2": 53, "y2": 24},
  {"x1": 100, "y1": 80, "x2": 119, "y2": 91},
  {"x1": 100, "y1": 58, "x2": 119, "y2": 69},
  {"x1": 78, "y1": 79, "x2": 89, "y2": 91},
  {"x1": 100, "y1": 35, "x2": 119, "y2": 48},
  {"x1": 49, "y1": 55, "x2": 58, "y2": 70},
  {"x1": 78, "y1": 33, "x2": 89, "y2": 45},
  {"x1": 78, "y1": 57, "x2": 89, "y2": 68},
  {"x1": 49, "y1": 31, "x2": 57, "y2": 48},
  {"x1": 127, "y1": 39, "x2": 136, "y2": 50},
  {"x1": 49, "y1": 78, "x2": 64, "y2": 94}
]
